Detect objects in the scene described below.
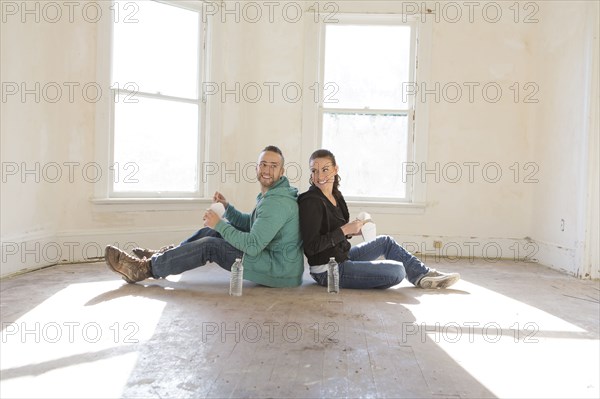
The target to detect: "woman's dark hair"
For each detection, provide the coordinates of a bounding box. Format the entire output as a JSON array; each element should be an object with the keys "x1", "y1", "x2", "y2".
[{"x1": 309, "y1": 149, "x2": 342, "y2": 199}]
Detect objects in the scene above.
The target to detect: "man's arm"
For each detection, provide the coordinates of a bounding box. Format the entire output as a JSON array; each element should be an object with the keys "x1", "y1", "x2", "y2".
[
  {"x1": 212, "y1": 191, "x2": 251, "y2": 232},
  {"x1": 214, "y1": 197, "x2": 289, "y2": 257},
  {"x1": 223, "y1": 203, "x2": 252, "y2": 232}
]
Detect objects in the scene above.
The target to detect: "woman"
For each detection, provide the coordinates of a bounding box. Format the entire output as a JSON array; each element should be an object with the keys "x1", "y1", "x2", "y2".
[{"x1": 298, "y1": 149, "x2": 460, "y2": 289}]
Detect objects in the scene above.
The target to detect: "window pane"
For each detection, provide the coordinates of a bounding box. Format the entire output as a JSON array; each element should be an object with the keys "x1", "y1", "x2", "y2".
[
  {"x1": 322, "y1": 113, "x2": 408, "y2": 199},
  {"x1": 323, "y1": 24, "x2": 411, "y2": 109},
  {"x1": 113, "y1": 95, "x2": 198, "y2": 192},
  {"x1": 112, "y1": 1, "x2": 199, "y2": 99}
]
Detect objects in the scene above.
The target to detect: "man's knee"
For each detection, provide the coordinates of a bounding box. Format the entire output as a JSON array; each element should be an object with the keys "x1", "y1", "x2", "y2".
[
  {"x1": 198, "y1": 227, "x2": 222, "y2": 238},
  {"x1": 197, "y1": 236, "x2": 223, "y2": 246},
  {"x1": 394, "y1": 263, "x2": 406, "y2": 284}
]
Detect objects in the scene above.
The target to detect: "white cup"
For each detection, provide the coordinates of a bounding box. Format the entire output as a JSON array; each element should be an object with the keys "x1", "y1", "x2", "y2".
[
  {"x1": 357, "y1": 211, "x2": 371, "y2": 222},
  {"x1": 209, "y1": 202, "x2": 226, "y2": 217},
  {"x1": 356, "y1": 212, "x2": 376, "y2": 242},
  {"x1": 361, "y1": 222, "x2": 377, "y2": 242}
]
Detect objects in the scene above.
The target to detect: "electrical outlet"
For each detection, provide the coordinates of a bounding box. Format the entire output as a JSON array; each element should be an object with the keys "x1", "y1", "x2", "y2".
[{"x1": 433, "y1": 240, "x2": 442, "y2": 249}]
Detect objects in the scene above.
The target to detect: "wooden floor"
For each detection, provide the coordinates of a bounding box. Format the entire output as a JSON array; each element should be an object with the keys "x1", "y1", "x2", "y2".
[{"x1": 1, "y1": 258, "x2": 599, "y2": 398}]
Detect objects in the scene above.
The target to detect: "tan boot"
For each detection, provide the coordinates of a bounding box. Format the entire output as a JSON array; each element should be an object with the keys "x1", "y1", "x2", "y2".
[
  {"x1": 132, "y1": 244, "x2": 175, "y2": 259},
  {"x1": 105, "y1": 245, "x2": 152, "y2": 283}
]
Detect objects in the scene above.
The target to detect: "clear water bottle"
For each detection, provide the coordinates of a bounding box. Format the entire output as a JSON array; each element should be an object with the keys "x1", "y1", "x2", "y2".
[
  {"x1": 327, "y1": 257, "x2": 339, "y2": 294},
  {"x1": 229, "y1": 258, "x2": 243, "y2": 296}
]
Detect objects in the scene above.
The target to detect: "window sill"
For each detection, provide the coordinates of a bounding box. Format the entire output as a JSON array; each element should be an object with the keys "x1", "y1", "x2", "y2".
[
  {"x1": 346, "y1": 201, "x2": 426, "y2": 215},
  {"x1": 91, "y1": 197, "x2": 213, "y2": 212}
]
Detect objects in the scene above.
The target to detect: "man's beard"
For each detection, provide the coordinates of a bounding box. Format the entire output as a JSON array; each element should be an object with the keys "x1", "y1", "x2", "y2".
[{"x1": 258, "y1": 174, "x2": 277, "y2": 188}]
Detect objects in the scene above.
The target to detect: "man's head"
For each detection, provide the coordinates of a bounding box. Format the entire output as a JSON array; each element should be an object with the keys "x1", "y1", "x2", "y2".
[{"x1": 257, "y1": 145, "x2": 285, "y2": 190}]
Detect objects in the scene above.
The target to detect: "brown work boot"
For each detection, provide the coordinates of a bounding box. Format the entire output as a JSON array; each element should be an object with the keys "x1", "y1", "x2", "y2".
[
  {"x1": 132, "y1": 244, "x2": 175, "y2": 259},
  {"x1": 105, "y1": 245, "x2": 152, "y2": 283}
]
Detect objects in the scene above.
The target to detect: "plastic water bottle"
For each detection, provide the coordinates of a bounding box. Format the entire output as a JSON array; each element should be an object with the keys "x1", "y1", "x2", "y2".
[
  {"x1": 327, "y1": 257, "x2": 339, "y2": 294},
  {"x1": 229, "y1": 258, "x2": 243, "y2": 296}
]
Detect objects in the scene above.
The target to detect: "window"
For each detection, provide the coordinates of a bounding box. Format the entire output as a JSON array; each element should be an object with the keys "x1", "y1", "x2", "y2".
[
  {"x1": 309, "y1": 13, "x2": 429, "y2": 205},
  {"x1": 108, "y1": 0, "x2": 206, "y2": 198}
]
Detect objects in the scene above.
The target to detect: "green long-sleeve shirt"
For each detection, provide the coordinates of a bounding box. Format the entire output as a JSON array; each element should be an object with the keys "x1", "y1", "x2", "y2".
[{"x1": 214, "y1": 176, "x2": 304, "y2": 287}]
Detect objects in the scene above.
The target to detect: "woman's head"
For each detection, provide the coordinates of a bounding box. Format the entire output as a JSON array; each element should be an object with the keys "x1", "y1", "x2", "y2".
[{"x1": 309, "y1": 149, "x2": 341, "y2": 197}]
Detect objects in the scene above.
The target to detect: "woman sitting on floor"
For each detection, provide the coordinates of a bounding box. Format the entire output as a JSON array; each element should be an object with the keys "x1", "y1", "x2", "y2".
[{"x1": 298, "y1": 149, "x2": 460, "y2": 290}]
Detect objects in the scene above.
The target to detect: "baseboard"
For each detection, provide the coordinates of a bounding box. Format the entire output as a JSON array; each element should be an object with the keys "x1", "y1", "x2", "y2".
[
  {"x1": 531, "y1": 239, "x2": 580, "y2": 277},
  {"x1": 0, "y1": 229, "x2": 587, "y2": 279},
  {"x1": 1, "y1": 227, "x2": 59, "y2": 277},
  {"x1": 374, "y1": 234, "x2": 539, "y2": 264},
  {"x1": 384, "y1": 234, "x2": 586, "y2": 277},
  {"x1": 1, "y1": 226, "x2": 199, "y2": 277}
]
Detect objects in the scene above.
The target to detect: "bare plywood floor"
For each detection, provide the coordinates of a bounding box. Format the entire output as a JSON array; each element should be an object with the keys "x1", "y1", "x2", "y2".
[{"x1": 1, "y1": 258, "x2": 599, "y2": 398}]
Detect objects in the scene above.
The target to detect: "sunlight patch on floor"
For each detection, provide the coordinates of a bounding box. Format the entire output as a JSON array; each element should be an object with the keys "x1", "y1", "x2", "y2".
[
  {"x1": 404, "y1": 279, "x2": 598, "y2": 398},
  {"x1": 407, "y1": 280, "x2": 587, "y2": 332},
  {"x1": 0, "y1": 352, "x2": 140, "y2": 399},
  {"x1": 1, "y1": 280, "x2": 166, "y2": 398}
]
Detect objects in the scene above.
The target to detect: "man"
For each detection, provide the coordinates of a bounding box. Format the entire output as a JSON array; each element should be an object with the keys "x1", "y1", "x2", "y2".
[{"x1": 105, "y1": 146, "x2": 304, "y2": 288}]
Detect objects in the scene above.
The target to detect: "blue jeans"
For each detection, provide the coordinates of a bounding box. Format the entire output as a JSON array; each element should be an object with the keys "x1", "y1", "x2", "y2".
[
  {"x1": 311, "y1": 235, "x2": 429, "y2": 289},
  {"x1": 151, "y1": 228, "x2": 243, "y2": 278}
]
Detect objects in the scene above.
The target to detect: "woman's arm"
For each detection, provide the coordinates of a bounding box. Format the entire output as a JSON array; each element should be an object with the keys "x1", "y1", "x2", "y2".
[{"x1": 340, "y1": 220, "x2": 364, "y2": 236}]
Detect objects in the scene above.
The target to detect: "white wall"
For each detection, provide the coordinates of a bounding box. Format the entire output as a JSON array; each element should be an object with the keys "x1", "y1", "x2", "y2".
[
  {"x1": 529, "y1": 1, "x2": 599, "y2": 277},
  {"x1": 1, "y1": 0, "x2": 597, "y2": 278},
  {"x1": 1, "y1": 12, "x2": 67, "y2": 273},
  {"x1": 214, "y1": 12, "x2": 306, "y2": 211}
]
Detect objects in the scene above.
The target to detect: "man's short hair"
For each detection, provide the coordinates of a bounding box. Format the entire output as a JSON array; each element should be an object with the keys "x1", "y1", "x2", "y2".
[{"x1": 262, "y1": 145, "x2": 284, "y2": 165}]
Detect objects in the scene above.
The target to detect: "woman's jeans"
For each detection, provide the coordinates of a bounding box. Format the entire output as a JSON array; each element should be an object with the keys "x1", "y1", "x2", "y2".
[
  {"x1": 311, "y1": 235, "x2": 429, "y2": 289},
  {"x1": 150, "y1": 228, "x2": 243, "y2": 278}
]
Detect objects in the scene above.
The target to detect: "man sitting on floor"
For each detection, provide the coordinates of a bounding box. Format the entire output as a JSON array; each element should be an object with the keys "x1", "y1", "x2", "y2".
[{"x1": 105, "y1": 145, "x2": 304, "y2": 288}]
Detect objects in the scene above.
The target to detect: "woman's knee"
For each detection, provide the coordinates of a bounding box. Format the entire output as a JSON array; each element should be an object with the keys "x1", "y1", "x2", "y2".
[
  {"x1": 379, "y1": 235, "x2": 400, "y2": 253},
  {"x1": 379, "y1": 235, "x2": 397, "y2": 246}
]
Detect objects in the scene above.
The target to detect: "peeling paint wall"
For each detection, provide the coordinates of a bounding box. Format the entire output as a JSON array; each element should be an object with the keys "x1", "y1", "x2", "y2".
[
  {"x1": 528, "y1": 1, "x2": 599, "y2": 276},
  {"x1": 1, "y1": 1, "x2": 597, "y2": 277}
]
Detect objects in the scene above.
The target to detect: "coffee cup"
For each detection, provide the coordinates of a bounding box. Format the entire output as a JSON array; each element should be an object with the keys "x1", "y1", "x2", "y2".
[
  {"x1": 209, "y1": 202, "x2": 226, "y2": 218},
  {"x1": 357, "y1": 212, "x2": 376, "y2": 242},
  {"x1": 361, "y1": 221, "x2": 377, "y2": 242},
  {"x1": 357, "y1": 211, "x2": 371, "y2": 222}
]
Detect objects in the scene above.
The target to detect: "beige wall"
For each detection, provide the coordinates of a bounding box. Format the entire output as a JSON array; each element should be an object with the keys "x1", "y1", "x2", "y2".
[
  {"x1": 1, "y1": 1, "x2": 598, "y2": 277},
  {"x1": 529, "y1": 1, "x2": 599, "y2": 276}
]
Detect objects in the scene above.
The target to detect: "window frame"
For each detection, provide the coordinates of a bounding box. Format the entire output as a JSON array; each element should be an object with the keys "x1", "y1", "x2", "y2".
[
  {"x1": 94, "y1": 0, "x2": 216, "y2": 205},
  {"x1": 301, "y1": 12, "x2": 431, "y2": 212}
]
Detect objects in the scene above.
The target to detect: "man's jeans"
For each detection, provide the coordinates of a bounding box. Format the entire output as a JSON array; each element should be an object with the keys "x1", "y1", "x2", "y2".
[
  {"x1": 311, "y1": 235, "x2": 429, "y2": 289},
  {"x1": 151, "y1": 228, "x2": 243, "y2": 278}
]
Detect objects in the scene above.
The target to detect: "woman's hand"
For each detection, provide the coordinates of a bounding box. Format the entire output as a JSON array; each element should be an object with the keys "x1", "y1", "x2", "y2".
[
  {"x1": 213, "y1": 191, "x2": 229, "y2": 209},
  {"x1": 341, "y1": 220, "x2": 364, "y2": 236},
  {"x1": 203, "y1": 209, "x2": 221, "y2": 229}
]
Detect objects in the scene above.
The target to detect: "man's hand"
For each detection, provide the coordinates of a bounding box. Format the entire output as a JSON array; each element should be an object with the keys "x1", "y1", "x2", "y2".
[
  {"x1": 203, "y1": 209, "x2": 221, "y2": 229},
  {"x1": 213, "y1": 191, "x2": 229, "y2": 209},
  {"x1": 341, "y1": 220, "x2": 364, "y2": 236}
]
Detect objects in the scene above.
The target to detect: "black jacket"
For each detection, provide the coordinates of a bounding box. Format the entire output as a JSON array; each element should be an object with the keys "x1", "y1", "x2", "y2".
[{"x1": 298, "y1": 185, "x2": 351, "y2": 266}]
